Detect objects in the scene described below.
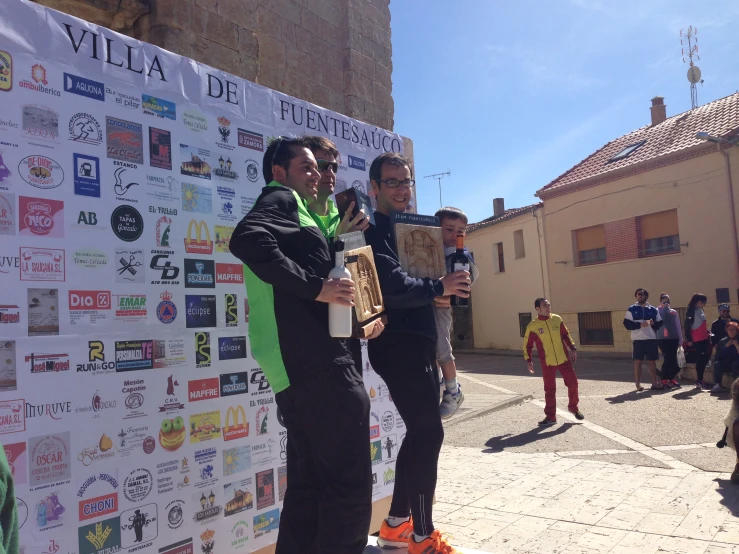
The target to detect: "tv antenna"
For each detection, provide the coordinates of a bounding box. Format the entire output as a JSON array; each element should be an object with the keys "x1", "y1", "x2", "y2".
[
  {"x1": 423, "y1": 171, "x2": 450, "y2": 209},
  {"x1": 680, "y1": 26, "x2": 702, "y2": 109}
]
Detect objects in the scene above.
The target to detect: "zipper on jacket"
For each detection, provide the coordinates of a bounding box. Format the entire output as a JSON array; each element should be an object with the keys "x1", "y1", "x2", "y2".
[{"x1": 546, "y1": 319, "x2": 561, "y2": 365}]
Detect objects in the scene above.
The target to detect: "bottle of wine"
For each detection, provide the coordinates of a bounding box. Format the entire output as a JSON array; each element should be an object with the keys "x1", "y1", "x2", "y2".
[
  {"x1": 450, "y1": 235, "x2": 470, "y2": 307},
  {"x1": 328, "y1": 240, "x2": 353, "y2": 337}
]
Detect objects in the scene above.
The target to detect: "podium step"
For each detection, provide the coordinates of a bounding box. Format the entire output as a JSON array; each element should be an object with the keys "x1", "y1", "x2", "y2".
[{"x1": 365, "y1": 536, "x2": 493, "y2": 553}]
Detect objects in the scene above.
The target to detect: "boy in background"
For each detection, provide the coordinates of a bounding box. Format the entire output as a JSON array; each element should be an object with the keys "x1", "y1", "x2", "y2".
[{"x1": 435, "y1": 207, "x2": 479, "y2": 418}]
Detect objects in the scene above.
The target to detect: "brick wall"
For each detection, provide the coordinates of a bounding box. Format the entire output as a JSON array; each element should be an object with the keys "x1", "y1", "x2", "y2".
[
  {"x1": 31, "y1": 0, "x2": 395, "y2": 130},
  {"x1": 604, "y1": 217, "x2": 639, "y2": 262}
]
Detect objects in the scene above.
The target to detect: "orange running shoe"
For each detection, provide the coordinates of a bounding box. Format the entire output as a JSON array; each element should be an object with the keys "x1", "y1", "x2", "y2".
[
  {"x1": 408, "y1": 530, "x2": 460, "y2": 554},
  {"x1": 377, "y1": 518, "x2": 413, "y2": 549}
]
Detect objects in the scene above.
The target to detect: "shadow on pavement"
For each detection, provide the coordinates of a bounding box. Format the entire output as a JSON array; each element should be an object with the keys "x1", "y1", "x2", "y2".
[
  {"x1": 672, "y1": 386, "x2": 703, "y2": 401},
  {"x1": 605, "y1": 389, "x2": 665, "y2": 404},
  {"x1": 712, "y1": 478, "x2": 739, "y2": 513},
  {"x1": 483, "y1": 423, "x2": 574, "y2": 453}
]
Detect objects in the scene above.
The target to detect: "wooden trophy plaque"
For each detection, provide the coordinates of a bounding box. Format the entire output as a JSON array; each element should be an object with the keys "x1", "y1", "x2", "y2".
[
  {"x1": 394, "y1": 223, "x2": 445, "y2": 279},
  {"x1": 344, "y1": 245, "x2": 386, "y2": 338}
]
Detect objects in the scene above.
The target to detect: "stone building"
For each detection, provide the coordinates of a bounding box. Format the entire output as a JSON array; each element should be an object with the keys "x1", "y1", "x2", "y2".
[{"x1": 31, "y1": 0, "x2": 395, "y2": 130}]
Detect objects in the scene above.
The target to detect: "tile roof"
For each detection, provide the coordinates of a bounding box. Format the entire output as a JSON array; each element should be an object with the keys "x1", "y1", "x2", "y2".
[
  {"x1": 537, "y1": 92, "x2": 739, "y2": 199},
  {"x1": 467, "y1": 202, "x2": 543, "y2": 233}
]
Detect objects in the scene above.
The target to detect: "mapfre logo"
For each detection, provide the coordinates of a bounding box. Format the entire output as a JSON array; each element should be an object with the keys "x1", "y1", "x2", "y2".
[
  {"x1": 184, "y1": 219, "x2": 212, "y2": 254},
  {"x1": 69, "y1": 291, "x2": 111, "y2": 310},
  {"x1": 216, "y1": 263, "x2": 243, "y2": 284},
  {"x1": 188, "y1": 378, "x2": 220, "y2": 402}
]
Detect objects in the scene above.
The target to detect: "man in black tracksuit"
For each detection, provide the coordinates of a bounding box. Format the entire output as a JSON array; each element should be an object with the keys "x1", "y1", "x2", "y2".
[
  {"x1": 229, "y1": 137, "x2": 371, "y2": 554},
  {"x1": 366, "y1": 152, "x2": 470, "y2": 553}
]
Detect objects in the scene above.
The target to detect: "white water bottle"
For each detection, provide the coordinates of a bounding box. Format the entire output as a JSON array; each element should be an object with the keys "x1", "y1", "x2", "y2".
[{"x1": 328, "y1": 240, "x2": 353, "y2": 337}]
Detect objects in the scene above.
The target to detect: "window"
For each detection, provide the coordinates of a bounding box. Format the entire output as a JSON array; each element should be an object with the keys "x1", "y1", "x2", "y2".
[
  {"x1": 575, "y1": 224, "x2": 606, "y2": 266},
  {"x1": 716, "y1": 288, "x2": 730, "y2": 303},
  {"x1": 493, "y1": 242, "x2": 505, "y2": 273},
  {"x1": 608, "y1": 140, "x2": 647, "y2": 163},
  {"x1": 638, "y1": 209, "x2": 680, "y2": 257},
  {"x1": 579, "y1": 248, "x2": 606, "y2": 265},
  {"x1": 519, "y1": 312, "x2": 532, "y2": 337},
  {"x1": 577, "y1": 311, "x2": 614, "y2": 346},
  {"x1": 514, "y1": 229, "x2": 526, "y2": 259}
]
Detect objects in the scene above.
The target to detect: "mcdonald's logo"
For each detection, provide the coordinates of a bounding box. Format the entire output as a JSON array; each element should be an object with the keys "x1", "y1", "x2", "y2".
[
  {"x1": 184, "y1": 219, "x2": 213, "y2": 254},
  {"x1": 222, "y1": 405, "x2": 249, "y2": 441}
]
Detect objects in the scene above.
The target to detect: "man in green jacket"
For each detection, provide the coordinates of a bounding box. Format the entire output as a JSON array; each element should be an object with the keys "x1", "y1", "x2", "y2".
[
  {"x1": 304, "y1": 135, "x2": 370, "y2": 239},
  {"x1": 229, "y1": 136, "x2": 371, "y2": 554}
]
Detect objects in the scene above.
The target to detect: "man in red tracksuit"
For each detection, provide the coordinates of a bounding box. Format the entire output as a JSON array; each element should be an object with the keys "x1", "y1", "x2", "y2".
[{"x1": 523, "y1": 298, "x2": 585, "y2": 425}]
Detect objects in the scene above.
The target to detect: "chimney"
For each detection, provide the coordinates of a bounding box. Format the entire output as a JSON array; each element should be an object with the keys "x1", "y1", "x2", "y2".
[
  {"x1": 650, "y1": 96, "x2": 666, "y2": 126},
  {"x1": 493, "y1": 198, "x2": 505, "y2": 217}
]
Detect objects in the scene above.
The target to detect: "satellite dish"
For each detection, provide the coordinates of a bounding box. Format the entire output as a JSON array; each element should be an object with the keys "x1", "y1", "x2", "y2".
[{"x1": 687, "y1": 65, "x2": 702, "y2": 84}]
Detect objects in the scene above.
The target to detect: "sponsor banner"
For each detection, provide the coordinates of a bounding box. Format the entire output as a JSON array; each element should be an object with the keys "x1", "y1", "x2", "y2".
[
  {"x1": 253, "y1": 508, "x2": 280, "y2": 539},
  {"x1": 188, "y1": 378, "x2": 219, "y2": 402},
  {"x1": 219, "y1": 372, "x2": 248, "y2": 397},
  {"x1": 222, "y1": 405, "x2": 248, "y2": 441},
  {"x1": 1, "y1": 3, "x2": 404, "y2": 551},
  {"x1": 223, "y1": 445, "x2": 250, "y2": 477},
  {"x1": 27, "y1": 288, "x2": 59, "y2": 335},
  {"x1": 149, "y1": 127, "x2": 172, "y2": 170},
  {"x1": 218, "y1": 336, "x2": 246, "y2": 360},
  {"x1": 115, "y1": 340, "x2": 154, "y2": 371},
  {"x1": 189, "y1": 411, "x2": 221, "y2": 443},
  {"x1": 216, "y1": 263, "x2": 243, "y2": 284},
  {"x1": 224, "y1": 477, "x2": 253, "y2": 517}
]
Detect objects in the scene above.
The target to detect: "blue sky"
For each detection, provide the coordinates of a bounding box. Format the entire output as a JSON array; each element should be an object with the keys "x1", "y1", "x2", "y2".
[{"x1": 390, "y1": 0, "x2": 739, "y2": 223}]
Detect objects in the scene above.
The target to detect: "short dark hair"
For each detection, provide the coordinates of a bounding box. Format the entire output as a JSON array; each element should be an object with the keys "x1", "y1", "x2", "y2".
[
  {"x1": 369, "y1": 152, "x2": 411, "y2": 186},
  {"x1": 535, "y1": 297, "x2": 548, "y2": 309},
  {"x1": 435, "y1": 207, "x2": 468, "y2": 225},
  {"x1": 262, "y1": 136, "x2": 311, "y2": 184},
  {"x1": 660, "y1": 293, "x2": 670, "y2": 301},
  {"x1": 635, "y1": 288, "x2": 648, "y2": 300},
  {"x1": 302, "y1": 135, "x2": 340, "y2": 160},
  {"x1": 688, "y1": 293, "x2": 708, "y2": 309}
]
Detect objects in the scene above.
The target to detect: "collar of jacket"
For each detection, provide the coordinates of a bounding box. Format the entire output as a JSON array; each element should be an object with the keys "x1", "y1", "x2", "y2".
[
  {"x1": 308, "y1": 197, "x2": 340, "y2": 239},
  {"x1": 266, "y1": 180, "x2": 317, "y2": 229},
  {"x1": 537, "y1": 314, "x2": 550, "y2": 321}
]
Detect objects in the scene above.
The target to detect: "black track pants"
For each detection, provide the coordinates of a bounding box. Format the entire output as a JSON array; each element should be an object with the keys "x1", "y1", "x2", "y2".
[
  {"x1": 274, "y1": 364, "x2": 371, "y2": 554},
  {"x1": 368, "y1": 333, "x2": 444, "y2": 537}
]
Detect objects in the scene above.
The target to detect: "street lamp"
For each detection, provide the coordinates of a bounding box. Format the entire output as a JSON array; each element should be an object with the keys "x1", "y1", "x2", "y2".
[{"x1": 696, "y1": 131, "x2": 739, "y2": 145}]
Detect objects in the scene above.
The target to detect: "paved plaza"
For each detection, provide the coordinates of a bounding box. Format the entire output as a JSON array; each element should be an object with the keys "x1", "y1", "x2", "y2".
[{"x1": 425, "y1": 353, "x2": 739, "y2": 553}]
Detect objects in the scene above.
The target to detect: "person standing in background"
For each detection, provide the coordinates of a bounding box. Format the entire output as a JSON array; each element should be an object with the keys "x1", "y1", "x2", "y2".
[
  {"x1": 657, "y1": 293, "x2": 683, "y2": 388},
  {"x1": 523, "y1": 298, "x2": 584, "y2": 425},
  {"x1": 685, "y1": 293, "x2": 711, "y2": 390},
  {"x1": 712, "y1": 304, "x2": 739, "y2": 347},
  {"x1": 713, "y1": 322, "x2": 739, "y2": 393},
  {"x1": 623, "y1": 288, "x2": 664, "y2": 391}
]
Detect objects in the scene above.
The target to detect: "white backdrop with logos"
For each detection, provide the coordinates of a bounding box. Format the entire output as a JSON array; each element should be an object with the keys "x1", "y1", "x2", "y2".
[{"x1": 0, "y1": 1, "x2": 405, "y2": 553}]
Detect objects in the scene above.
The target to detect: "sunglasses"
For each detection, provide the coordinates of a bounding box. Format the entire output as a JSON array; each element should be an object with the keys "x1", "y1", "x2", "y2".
[{"x1": 316, "y1": 159, "x2": 338, "y2": 174}]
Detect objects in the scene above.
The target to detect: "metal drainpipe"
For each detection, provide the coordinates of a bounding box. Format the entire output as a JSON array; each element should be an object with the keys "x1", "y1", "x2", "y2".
[{"x1": 718, "y1": 144, "x2": 739, "y2": 277}]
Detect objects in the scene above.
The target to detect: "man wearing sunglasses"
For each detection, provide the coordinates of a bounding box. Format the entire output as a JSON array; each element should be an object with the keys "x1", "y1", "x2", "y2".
[
  {"x1": 303, "y1": 135, "x2": 371, "y2": 238},
  {"x1": 711, "y1": 304, "x2": 739, "y2": 348},
  {"x1": 365, "y1": 152, "x2": 471, "y2": 554},
  {"x1": 229, "y1": 136, "x2": 371, "y2": 554}
]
